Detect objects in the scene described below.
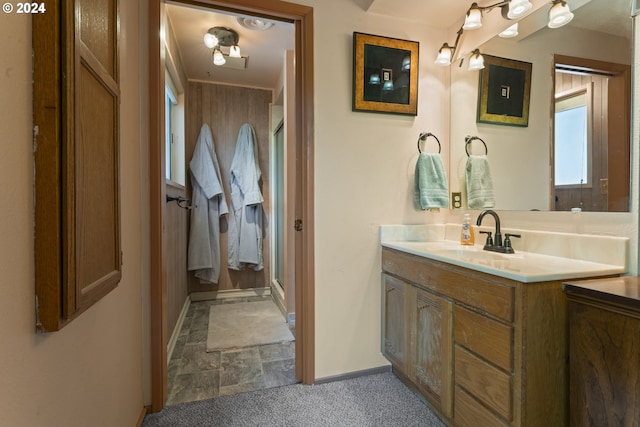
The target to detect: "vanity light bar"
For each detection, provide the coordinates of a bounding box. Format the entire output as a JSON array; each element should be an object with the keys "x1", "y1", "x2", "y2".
[{"x1": 435, "y1": 0, "x2": 573, "y2": 68}]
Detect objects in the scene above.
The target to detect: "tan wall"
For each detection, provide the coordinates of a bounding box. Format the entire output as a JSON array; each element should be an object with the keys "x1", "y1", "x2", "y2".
[
  {"x1": 186, "y1": 82, "x2": 272, "y2": 293},
  {"x1": 0, "y1": 1, "x2": 144, "y2": 426}
]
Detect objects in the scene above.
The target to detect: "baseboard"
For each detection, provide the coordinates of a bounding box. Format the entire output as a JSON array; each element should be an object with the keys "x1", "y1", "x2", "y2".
[
  {"x1": 167, "y1": 296, "x2": 190, "y2": 363},
  {"x1": 136, "y1": 406, "x2": 149, "y2": 427},
  {"x1": 314, "y1": 365, "x2": 392, "y2": 385},
  {"x1": 271, "y1": 280, "x2": 286, "y2": 317},
  {"x1": 190, "y1": 287, "x2": 271, "y2": 302}
]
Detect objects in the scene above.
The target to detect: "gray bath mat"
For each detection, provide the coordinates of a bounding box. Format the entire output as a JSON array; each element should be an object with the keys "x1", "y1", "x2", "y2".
[{"x1": 206, "y1": 300, "x2": 294, "y2": 352}]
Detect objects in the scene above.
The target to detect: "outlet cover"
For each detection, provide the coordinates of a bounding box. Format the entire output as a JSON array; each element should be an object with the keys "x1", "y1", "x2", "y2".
[{"x1": 452, "y1": 192, "x2": 462, "y2": 209}]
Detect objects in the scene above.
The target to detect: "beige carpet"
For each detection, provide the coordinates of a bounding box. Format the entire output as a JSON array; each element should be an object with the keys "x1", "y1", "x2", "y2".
[{"x1": 206, "y1": 301, "x2": 294, "y2": 352}]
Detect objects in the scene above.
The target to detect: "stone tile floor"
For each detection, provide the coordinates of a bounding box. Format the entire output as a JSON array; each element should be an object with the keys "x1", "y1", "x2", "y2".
[{"x1": 167, "y1": 296, "x2": 297, "y2": 406}]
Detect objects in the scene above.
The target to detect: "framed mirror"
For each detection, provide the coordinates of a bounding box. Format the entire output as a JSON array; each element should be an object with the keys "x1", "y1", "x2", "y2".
[{"x1": 449, "y1": 0, "x2": 632, "y2": 212}]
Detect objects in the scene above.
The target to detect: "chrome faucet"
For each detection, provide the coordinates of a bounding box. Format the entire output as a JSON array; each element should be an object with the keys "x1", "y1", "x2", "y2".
[{"x1": 476, "y1": 209, "x2": 520, "y2": 254}]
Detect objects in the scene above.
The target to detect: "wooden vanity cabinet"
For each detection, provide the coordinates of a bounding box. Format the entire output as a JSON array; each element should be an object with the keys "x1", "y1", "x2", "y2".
[
  {"x1": 381, "y1": 247, "x2": 569, "y2": 427},
  {"x1": 563, "y1": 277, "x2": 640, "y2": 426},
  {"x1": 382, "y1": 273, "x2": 454, "y2": 417}
]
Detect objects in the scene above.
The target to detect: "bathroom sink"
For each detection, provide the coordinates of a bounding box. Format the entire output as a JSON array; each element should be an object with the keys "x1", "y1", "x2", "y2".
[{"x1": 381, "y1": 240, "x2": 625, "y2": 283}]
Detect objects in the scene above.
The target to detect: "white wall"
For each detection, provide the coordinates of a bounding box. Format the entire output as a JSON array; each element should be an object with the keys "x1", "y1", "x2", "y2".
[
  {"x1": 306, "y1": 0, "x2": 450, "y2": 378},
  {"x1": 0, "y1": 2, "x2": 145, "y2": 426}
]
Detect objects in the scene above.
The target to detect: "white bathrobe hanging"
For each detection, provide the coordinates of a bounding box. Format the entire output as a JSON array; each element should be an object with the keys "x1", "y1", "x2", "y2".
[
  {"x1": 187, "y1": 124, "x2": 228, "y2": 283},
  {"x1": 228, "y1": 123, "x2": 264, "y2": 271}
]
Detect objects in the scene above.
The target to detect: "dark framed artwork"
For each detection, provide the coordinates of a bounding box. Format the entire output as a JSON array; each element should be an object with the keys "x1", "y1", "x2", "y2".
[
  {"x1": 477, "y1": 55, "x2": 532, "y2": 127},
  {"x1": 352, "y1": 32, "x2": 419, "y2": 115}
]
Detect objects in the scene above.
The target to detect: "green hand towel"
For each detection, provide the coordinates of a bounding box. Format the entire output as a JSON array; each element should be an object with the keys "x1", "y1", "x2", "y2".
[
  {"x1": 414, "y1": 153, "x2": 449, "y2": 210},
  {"x1": 465, "y1": 155, "x2": 495, "y2": 209}
]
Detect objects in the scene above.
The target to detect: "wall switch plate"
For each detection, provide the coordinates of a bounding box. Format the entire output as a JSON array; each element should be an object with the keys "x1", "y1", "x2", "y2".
[
  {"x1": 452, "y1": 192, "x2": 462, "y2": 209},
  {"x1": 600, "y1": 178, "x2": 608, "y2": 194}
]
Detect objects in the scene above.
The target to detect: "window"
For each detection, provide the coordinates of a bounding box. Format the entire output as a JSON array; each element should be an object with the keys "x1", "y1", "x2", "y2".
[
  {"x1": 554, "y1": 86, "x2": 592, "y2": 187},
  {"x1": 164, "y1": 68, "x2": 185, "y2": 185}
]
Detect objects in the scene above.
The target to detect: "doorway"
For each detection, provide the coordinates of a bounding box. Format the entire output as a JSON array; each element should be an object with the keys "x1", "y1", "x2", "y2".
[
  {"x1": 148, "y1": 0, "x2": 314, "y2": 412},
  {"x1": 552, "y1": 54, "x2": 631, "y2": 212}
]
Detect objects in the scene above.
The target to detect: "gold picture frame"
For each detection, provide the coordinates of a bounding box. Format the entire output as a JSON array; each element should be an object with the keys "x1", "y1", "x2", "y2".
[
  {"x1": 352, "y1": 32, "x2": 419, "y2": 116},
  {"x1": 477, "y1": 55, "x2": 532, "y2": 127}
]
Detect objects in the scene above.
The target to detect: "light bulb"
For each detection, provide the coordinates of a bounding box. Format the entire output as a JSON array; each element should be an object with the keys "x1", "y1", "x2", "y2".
[
  {"x1": 507, "y1": 0, "x2": 532, "y2": 19},
  {"x1": 203, "y1": 32, "x2": 218, "y2": 49},
  {"x1": 229, "y1": 45, "x2": 241, "y2": 58},
  {"x1": 548, "y1": 1, "x2": 574, "y2": 28},
  {"x1": 499, "y1": 23, "x2": 519, "y2": 38},
  {"x1": 369, "y1": 74, "x2": 381, "y2": 85},
  {"x1": 463, "y1": 3, "x2": 483, "y2": 30},
  {"x1": 434, "y1": 43, "x2": 453, "y2": 66},
  {"x1": 468, "y1": 50, "x2": 485, "y2": 71},
  {"x1": 402, "y1": 56, "x2": 411, "y2": 71},
  {"x1": 213, "y1": 48, "x2": 226, "y2": 66}
]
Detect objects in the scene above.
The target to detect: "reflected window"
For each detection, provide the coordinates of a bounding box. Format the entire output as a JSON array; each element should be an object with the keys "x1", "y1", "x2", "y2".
[{"x1": 554, "y1": 86, "x2": 591, "y2": 187}]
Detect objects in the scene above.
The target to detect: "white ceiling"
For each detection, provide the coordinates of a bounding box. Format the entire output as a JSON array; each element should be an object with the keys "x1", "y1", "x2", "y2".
[
  {"x1": 165, "y1": 0, "x2": 632, "y2": 89},
  {"x1": 165, "y1": 2, "x2": 294, "y2": 90}
]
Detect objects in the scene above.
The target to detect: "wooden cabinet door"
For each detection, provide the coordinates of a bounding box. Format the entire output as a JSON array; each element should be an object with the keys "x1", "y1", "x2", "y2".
[
  {"x1": 382, "y1": 274, "x2": 409, "y2": 374},
  {"x1": 411, "y1": 288, "x2": 453, "y2": 417}
]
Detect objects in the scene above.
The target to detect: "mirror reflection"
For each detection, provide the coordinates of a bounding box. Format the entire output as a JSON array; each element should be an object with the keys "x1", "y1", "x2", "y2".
[{"x1": 449, "y1": 0, "x2": 632, "y2": 212}]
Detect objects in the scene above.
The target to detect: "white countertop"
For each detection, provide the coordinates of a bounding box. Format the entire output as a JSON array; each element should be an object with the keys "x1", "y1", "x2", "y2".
[{"x1": 380, "y1": 224, "x2": 629, "y2": 283}]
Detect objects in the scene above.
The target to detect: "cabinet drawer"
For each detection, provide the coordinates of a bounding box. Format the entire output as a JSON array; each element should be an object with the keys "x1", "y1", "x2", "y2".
[
  {"x1": 455, "y1": 345, "x2": 512, "y2": 421},
  {"x1": 455, "y1": 305, "x2": 513, "y2": 371},
  {"x1": 454, "y1": 385, "x2": 510, "y2": 427},
  {"x1": 382, "y1": 248, "x2": 514, "y2": 322}
]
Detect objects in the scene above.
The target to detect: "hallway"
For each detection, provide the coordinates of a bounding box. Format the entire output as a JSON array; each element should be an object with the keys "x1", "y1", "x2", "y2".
[{"x1": 167, "y1": 297, "x2": 297, "y2": 406}]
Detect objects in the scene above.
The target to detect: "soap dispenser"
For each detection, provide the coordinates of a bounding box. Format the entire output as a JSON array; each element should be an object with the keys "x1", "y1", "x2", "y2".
[{"x1": 461, "y1": 213, "x2": 475, "y2": 246}]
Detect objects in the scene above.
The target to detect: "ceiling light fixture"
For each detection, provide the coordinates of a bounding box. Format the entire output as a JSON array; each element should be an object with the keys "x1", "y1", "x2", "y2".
[
  {"x1": 463, "y1": 0, "x2": 533, "y2": 31},
  {"x1": 212, "y1": 48, "x2": 226, "y2": 66},
  {"x1": 434, "y1": 29, "x2": 463, "y2": 66},
  {"x1": 467, "y1": 49, "x2": 485, "y2": 71},
  {"x1": 203, "y1": 26, "x2": 242, "y2": 66},
  {"x1": 463, "y1": 3, "x2": 484, "y2": 30},
  {"x1": 499, "y1": 22, "x2": 519, "y2": 38},
  {"x1": 548, "y1": 0, "x2": 574, "y2": 28},
  {"x1": 506, "y1": 0, "x2": 533, "y2": 19},
  {"x1": 435, "y1": 0, "x2": 571, "y2": 70}
]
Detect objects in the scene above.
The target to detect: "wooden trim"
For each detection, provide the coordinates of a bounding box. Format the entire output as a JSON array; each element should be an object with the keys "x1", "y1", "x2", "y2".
[
  {"x1": 148, "y1": 0, "x2": 315, "y2": 412},
  {"x1": 149, "y1": 0, "x2": 167, "y2": 412},
  {"x1": 136, "y1": 406, "x2": 149, "y2": 427},
  {"x1": 33, "y1": 0, "x2": 63, "y2": 332},
  {"x1": 314, "y1": 366, "x2": 391, "y2": 385},
  {"x1": 166, "y1": 296, "x2": 191, "y2": 362},
  {"x1": 190, "y1": 287, "x2": 272, "y2": 301}
]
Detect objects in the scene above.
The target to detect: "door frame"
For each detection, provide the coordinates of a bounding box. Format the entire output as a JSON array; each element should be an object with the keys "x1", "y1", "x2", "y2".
[{"x1": 148, "y1": 0, "x2": 315, "y2": 412}]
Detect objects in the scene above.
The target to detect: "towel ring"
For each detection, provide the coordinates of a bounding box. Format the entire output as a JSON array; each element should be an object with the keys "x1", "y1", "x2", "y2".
[
  {"x1": 417, "y1": 132, "x2": 441, "y2": 154},
  {"x1": 465, "y1": 135, "x2": 488, "y2": 157}
]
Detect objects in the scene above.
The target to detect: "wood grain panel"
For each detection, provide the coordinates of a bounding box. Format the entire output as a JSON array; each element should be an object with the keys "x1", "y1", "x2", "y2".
[
  {"x1": 75, "y1": 62, "x2": 119, "y2": 304},
  {"x1": 413, "y1": 288, "x2": 453, "y2": 417},
  {"x1": 520, "y1": 280, "x2": 568, "y2": 426},
  {"x1": 78, "y1": 0, "x2": 116, "y2": 76},
  {"x1": 568, "y1": 301, "x2": 640, "y2": 427},
  {"x1": 165, "y1": 184, "x2": 189, "y2": 343},
  {"x1": 455, "y1": 345, "x2": 512, "y2": 420},
  {"x1": 455, "y1": 304, "x2": 512, "y2": 371},
  {"x1": 382, "y1": 274, "x2": 409, "y2": 373},
  {"x1": 382, "y1": 248, "x2": 515, "y2": 322},
  {"x1": 186, "y1": 82, "x2": 272, "y2": 292},
  {"x1": 454, "y1": 385, "x2": 510, "y2": 427}
]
